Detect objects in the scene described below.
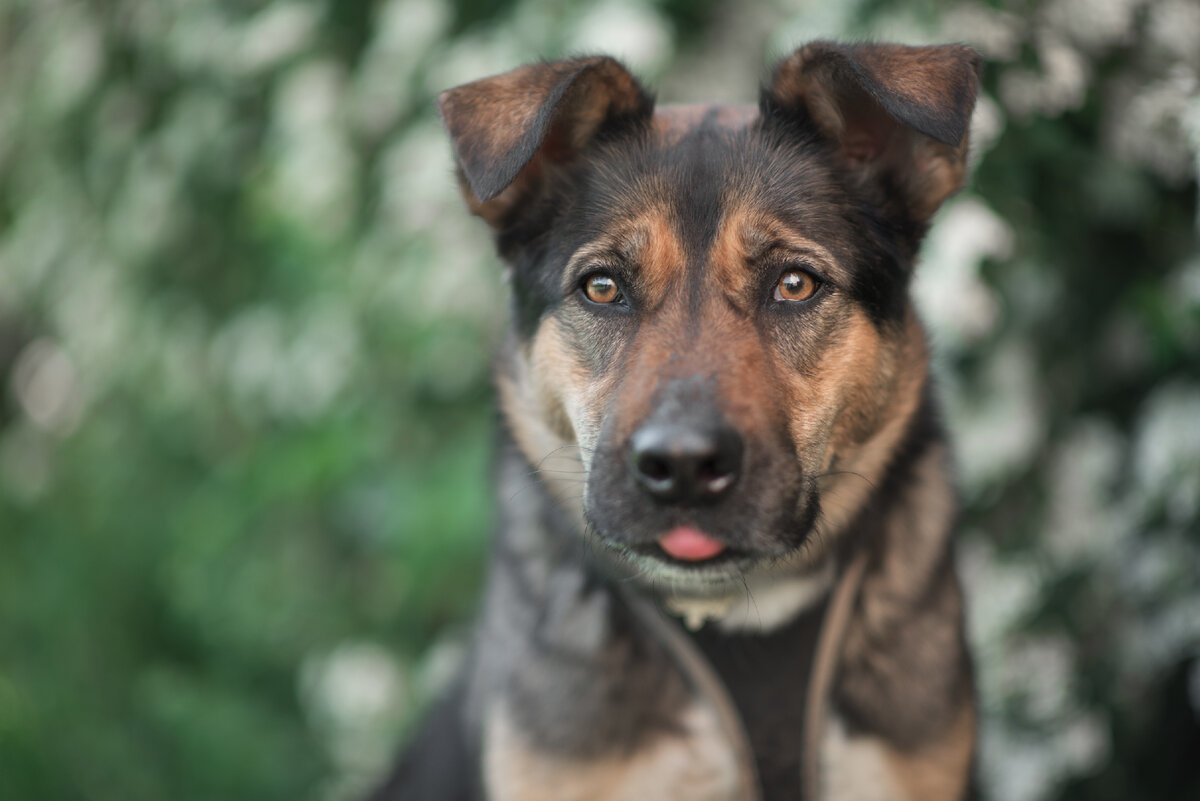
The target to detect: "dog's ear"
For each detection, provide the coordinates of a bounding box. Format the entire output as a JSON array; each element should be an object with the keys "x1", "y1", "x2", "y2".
[
  {"x1": 765, "y1": 42, "x2": 981, "y2": 224},
  {"x1": 438, "y1": 57, "x2": 653, "y2": 228}
]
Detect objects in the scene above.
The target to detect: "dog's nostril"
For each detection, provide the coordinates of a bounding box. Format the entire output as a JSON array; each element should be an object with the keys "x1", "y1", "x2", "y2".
[
  {"x1": 629, "y1": 423, "x2": 742, "y2": 504},
  {"x1": 636, "y1": 453, "x2": 673, "y2": 484},
  {"x1": 696, "y1": 455, "x2": 736, "y2": 492}
]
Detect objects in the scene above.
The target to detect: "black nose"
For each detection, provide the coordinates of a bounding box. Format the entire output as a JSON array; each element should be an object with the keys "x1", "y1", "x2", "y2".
[{"x1": 629, "y1": 422, "x2": 743, "y2": 504}]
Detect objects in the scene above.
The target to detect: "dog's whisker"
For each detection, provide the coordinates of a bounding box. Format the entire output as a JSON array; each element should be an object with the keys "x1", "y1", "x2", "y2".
[
  {"x1": 735, "y1": 566, "x2": 761, "y2": 630},
  {"x1": 816, "y1": 469, "x2": 878, "y2": 493}
]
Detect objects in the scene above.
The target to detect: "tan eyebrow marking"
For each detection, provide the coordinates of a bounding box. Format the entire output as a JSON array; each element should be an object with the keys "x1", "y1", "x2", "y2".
[
  {"x1": 562, "y1": 205, "x2": 687, "y2": 307},
  {"x1": 707, "y1": 205, "x2": 843, "y2": 307}
]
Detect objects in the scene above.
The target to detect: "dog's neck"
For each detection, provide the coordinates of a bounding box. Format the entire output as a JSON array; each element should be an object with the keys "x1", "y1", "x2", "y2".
[{"x1": 662, "y1": 561, "x2": 836, "y2": 632}]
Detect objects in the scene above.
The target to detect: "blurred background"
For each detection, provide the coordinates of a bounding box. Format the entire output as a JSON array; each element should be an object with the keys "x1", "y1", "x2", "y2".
[{"x1": 0, "y1": 0, "x2": 1197, "y2": 799}]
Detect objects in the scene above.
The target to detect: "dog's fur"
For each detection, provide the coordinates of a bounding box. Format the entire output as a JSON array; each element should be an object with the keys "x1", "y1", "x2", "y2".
[{"x1": 372, "y1": 41, "x2": 982, "y2": 801}]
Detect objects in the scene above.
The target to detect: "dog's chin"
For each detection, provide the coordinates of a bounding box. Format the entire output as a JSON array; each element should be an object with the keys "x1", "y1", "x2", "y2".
[
  {"x1": 585, "y1": 525, "x2": 820, "y2": 599},
  {"x1": 625, "y1": 547, "x2": 756, "y2": 595}
]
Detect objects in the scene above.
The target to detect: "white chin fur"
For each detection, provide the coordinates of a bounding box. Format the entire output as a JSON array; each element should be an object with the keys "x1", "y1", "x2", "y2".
[{"x1": 645, "y1": 557, "x2": 835, "y2": 633}]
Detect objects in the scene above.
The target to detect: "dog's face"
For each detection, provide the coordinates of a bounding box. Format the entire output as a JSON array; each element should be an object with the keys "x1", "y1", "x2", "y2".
[{"x1": 440, "y1": 44, "x2": 979, "y2": 596}]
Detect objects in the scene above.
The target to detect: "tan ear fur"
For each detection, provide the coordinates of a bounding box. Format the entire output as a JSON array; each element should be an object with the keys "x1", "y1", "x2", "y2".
[
  {"x1": 438, "y1": 57, "x2": 653, "y2": 228},
  {"x1": 768, "y1": 42, "x2": 982, "y2": 221}
]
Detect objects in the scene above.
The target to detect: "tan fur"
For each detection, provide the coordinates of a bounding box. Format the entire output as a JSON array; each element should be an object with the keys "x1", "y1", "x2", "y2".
[
  {"x1": 770, "y1": 42, "x2": 975, "y2": 222},
  {"x1": 906, "y1": 138, "x2": 969, "y2": 221},
  {"x1": 817, "y1": 703, "x2": 974, "y2": 801},
  {"x1": 859, "y1": 441, "x2": 957, "y2": 622},
  {"x1": 496, "y1": 346, "x2": 586, "y2": 519},
  {"x1": 708, "y1": 207, "x2": 850, "y2": 300},
  {"x1": 707, "y1": 208, "x2": 930, "y2": 543},
  {"x1": 439, "y1": 59, "x2": 645, "y2": 166},
  {"x1": 441, "y1": 57, "x2": 649, "y2": 224},
  {"x1": 484, "y1": 699, "x2": 743, "y2": 801},
  {"x1": 820, "y1": 715, "x2": 905, "y2": 801},
  {"x1": 529, "y1": 320, "x2": 591, "y2": 449},
  {"x1": 463, "y1": 172, "x2": 535, "y2": 228},
  {"x1": 823, "y1": 313, "x2": 927, "y2": 506},
  {"x1": 650, "y1": 104, "x2": 757, "y2": 146},
  {"x1": 832, "y1": 437, "x2": 976, "y2": 788},
  {"x1": 561, "y1": 204, "x2": 683, "y2": 307},
  {"x1": 706, "y1": 206, "x2": 763, "y2": 303},
  {"x1": 639, "y1": 208, "x2": 688, "y2": 305},
  {"x1": 884, "y1": 701, "x2": 976, "y2": 801}
]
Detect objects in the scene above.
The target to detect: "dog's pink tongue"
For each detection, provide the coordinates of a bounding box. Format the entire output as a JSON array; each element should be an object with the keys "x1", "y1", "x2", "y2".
[{"x1": 658, "y1": 527, "x2": 726, "y2": 561}]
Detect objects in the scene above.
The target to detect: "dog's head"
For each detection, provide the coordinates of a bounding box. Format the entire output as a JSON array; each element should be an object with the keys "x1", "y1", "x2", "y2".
[{"x1": 439, "y1": 43, "x2": 979, "y2": 599}]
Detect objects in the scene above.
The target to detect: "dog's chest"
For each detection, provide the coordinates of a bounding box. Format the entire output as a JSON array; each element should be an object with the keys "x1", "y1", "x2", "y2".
[{"x1": 693, "y1": 600, "x2": 826, "y2": 800}]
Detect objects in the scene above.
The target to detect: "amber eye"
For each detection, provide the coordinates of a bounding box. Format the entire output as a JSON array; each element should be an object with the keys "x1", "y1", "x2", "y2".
[
  {"x1": 775, "y1": 269, "x2": 820, "y2": 302},
  {"x1": 583, "y1": 273, "x2": 622, "y2": 304}
]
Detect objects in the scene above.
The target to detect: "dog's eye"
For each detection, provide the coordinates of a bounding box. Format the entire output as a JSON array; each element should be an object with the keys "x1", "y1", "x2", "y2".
[
  {"x1": 582, "y1": 273, "x2": 623, "y2": 304},
  {"x1": 774, "y1": 269, "x2": 820, "y2": 303}
]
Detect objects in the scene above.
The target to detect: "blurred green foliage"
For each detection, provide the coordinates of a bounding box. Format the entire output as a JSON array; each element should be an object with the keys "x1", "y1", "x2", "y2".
[{"x1": 0, "y1": 1, "x2": 1197, "y2": 800}]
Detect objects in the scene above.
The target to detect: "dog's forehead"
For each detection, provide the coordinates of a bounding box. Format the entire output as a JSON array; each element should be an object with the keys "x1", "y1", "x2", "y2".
[
  {"x1": 649, "y1": 103, "x2": 759, "y2": 144},
  {"x1": 579, "y1": 102, "x2": 839, "y2": 228},
  {"x1": 570, "y1": 104, "x2": 846, "y2": 269}
]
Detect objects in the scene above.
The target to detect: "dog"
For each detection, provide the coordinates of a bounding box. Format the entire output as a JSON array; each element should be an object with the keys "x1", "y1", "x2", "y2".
[{"x1": 371, "y1": 41, "x2": 982, "y2": 801}]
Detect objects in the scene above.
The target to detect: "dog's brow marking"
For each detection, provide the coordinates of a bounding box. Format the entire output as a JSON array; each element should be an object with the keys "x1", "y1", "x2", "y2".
[
  {"x1": 565, "y1": 223, "x2": 652, "y2": 268},
  {"x1": 706, "y1": 205, "x2": 760, "y2": 303},
  {"x1": 564, "y1": 225, "x2": 641, "y2": 270},
  {"x1": 707, "y1": 204, "x2": 844, "y2": 302},
  {"x1": 637, "y1": 206, "x2": 687, "y2": 305},
  {"x1": 565, "y1": 243, "x2": 620, "y2": 273},
  {"x1": 564, "y1": 210, "x2": 685, "y2": 306}
]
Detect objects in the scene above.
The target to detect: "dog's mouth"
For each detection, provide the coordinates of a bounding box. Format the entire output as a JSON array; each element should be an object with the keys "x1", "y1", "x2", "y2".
[
  {"x1": 656, "y1": 526, "x2": 727, "y2": 561},
  {"x1": 621, "y1": 526, "x2": 755, "y2": 571},
  {"x1": 582, "y1": 468, "x2": 821, "y2": 582}
]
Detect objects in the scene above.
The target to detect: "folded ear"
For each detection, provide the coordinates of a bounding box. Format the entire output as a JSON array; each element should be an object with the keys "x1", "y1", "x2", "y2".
[
  {"x1": 438, "y1": 57, "x2": 653, "y2": 228},
  {"x1": 765, "y1": 42, "x2": 981, "y2": 224}
]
